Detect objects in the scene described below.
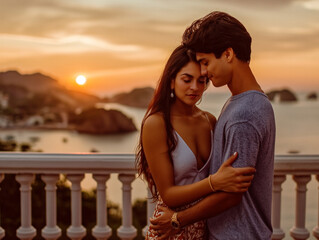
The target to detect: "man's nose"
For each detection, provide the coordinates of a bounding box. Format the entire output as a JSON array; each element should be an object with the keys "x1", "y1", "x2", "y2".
[{"x1": 201, "y1": 67, "x2": 208, "y2": 76}]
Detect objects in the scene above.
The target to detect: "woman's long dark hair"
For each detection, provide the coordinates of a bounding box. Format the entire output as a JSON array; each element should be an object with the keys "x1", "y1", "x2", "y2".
[{"x1": 135, "y1": 45, "x2": 197, "y2": 200}]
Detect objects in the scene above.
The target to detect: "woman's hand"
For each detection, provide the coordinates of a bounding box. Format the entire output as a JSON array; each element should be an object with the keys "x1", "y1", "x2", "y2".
[
  {"x1": 211, "y1": 152, "x2": 256, "y2": 193},
  {"x1": 149, "y1": 206, "x2": 179, "y2": 239}
]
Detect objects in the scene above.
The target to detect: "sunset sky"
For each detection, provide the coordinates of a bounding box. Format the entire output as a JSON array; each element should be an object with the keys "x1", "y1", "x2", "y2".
[{"x1": 1, "y1": 0, "x2": 319, "y2": 96}]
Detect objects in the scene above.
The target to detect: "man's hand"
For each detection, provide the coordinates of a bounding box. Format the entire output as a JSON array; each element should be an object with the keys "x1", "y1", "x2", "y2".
[{"x1": 149, "y1": 206, "x2": 179, "y2": 239}]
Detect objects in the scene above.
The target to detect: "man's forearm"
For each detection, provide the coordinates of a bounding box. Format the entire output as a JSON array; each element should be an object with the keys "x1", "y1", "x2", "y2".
[{"x1": 178, "y1": 192, "x2": 242, "y2": 227}]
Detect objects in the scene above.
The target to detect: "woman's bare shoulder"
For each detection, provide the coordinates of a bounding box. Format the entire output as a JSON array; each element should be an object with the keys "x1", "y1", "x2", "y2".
[
  {"x1": 143, "y1": 112, "x2": 165, "y2": 131},
  {"x1": 142, "y1": 112, "x2": 168, "y2": 152}
]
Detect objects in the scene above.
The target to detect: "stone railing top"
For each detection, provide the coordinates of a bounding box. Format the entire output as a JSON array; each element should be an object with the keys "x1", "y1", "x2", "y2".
[
  {"x1": 0, "y1": 153, "x2": 319, "y2": 175},
  {"x1": 274, "y1": 154, "x2": 319, "y2": 175},
  {"x1": 0, "y1": 152, "x2": 136, "y2": 174}
]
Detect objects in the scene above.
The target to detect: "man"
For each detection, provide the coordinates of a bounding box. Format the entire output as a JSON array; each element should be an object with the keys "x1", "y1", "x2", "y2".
[{"x1": 150, "y1": 11, "x2": 276, "y2": 239}]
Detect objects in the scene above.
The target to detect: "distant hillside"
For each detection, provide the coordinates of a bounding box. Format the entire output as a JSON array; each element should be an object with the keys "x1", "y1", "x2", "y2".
[
  {"x1": 105, "y1": 87, "x2": 154, "y2": 108},
  {"x1": 0, "y1": 70, "x2": 60, "y2": 93},
  {"x1": 0, "y1": 70, "x2": 100, "y2": 110}
]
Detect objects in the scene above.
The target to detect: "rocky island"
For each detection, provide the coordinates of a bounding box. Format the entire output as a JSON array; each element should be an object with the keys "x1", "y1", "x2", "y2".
[
  {"x1": 266, "y1": 88, "x2": 298, "y2": 102},
  {"x1": 70, "y1": 108, "x2": 137, "y2": 134},
  {"x1": 307, "y1": 92, "x2": 317, "y2": 100}
]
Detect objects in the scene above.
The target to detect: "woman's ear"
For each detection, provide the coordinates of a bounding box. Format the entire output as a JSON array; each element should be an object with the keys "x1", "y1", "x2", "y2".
[{"x1": 170, "y1": 79, "x2": 175, "y2": 89}]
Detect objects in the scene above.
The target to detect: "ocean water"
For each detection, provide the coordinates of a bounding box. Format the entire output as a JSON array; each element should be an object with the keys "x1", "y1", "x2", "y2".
[
  {"x1": 2, "y1": 91, "x2": 318, "y2": 155},
  {"x1": 0, "y1": 91, "x2": 319, "y2": 238}
]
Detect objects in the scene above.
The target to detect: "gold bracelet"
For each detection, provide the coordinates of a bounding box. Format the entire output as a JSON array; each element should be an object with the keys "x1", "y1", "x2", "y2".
[{"x1": 208, "y1": 175, "x2": 216, "y2": 192}]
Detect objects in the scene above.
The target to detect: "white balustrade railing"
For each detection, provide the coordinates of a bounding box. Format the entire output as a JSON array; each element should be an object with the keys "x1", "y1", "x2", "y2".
[
  {"x1": 41, "y1": 174, "x2": 61, "y2": 240},
  {"x1": 0, "y1": 173, "x2": 4, "y2": 240},
  {"x1": 16, "y1": 173, "x2": 36, "y2": 240},
  {"x1": 272, "y1": 155, "x2": 319, "y2": 240},
  {"x1": 0, "y1": 153, "x2": 318, "y2": 239},
  {"x1": 92, "y1": 174, "x2": 112, "y2": 239}
]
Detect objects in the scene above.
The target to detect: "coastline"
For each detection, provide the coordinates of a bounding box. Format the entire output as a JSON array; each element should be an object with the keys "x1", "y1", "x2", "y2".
[{"x1": 0, "y1": 125, "x2": 74, "y2": 131}]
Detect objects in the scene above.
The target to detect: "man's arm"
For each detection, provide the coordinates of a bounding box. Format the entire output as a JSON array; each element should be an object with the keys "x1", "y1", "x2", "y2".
[
  {"x1": 150, "y1": 192, "x2": 242, "y2": 239},
  {"x1": 179, "y1": 191, "x2": 242, "y2": 226}
]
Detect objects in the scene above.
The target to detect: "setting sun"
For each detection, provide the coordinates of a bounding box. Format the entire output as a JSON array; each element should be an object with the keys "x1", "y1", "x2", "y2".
[{"x1": 75, "y1": 75, "x2": 87, "y2": 85}]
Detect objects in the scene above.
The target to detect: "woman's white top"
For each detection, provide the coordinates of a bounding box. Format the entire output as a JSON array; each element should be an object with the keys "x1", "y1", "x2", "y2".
[{"x1": 172, "y1": 130, "x2": 213, "y2": 186}]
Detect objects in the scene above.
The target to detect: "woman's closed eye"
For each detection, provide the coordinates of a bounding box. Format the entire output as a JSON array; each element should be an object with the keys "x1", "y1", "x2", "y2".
[{"x1": 182, "y1": 77, "x2": 192, "y2": 83}]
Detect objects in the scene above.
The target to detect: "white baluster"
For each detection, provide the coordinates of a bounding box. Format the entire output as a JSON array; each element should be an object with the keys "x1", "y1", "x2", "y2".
[
  {"x1": 66, "y1": 174, "x2": 86, "y2": 240},
  {"x1": 117, "y1": 174, "x2": 137, "y2": 240},
  {"x1": 290, "y1": 175, "x2": 311, "y2": 240},
  {"x1": 16, "y1": 174, "x2": 36, "y2": 240},
  {"x1": 0, "y1": 174, "x2": 5, "y2": 239},
  {"x1": 272, "y1": 174, "x2": 286, "y2": 240},
  {"x1": 142, "y1": 188, "x2": 156, "y2": 237},
  {"x1": 92, "y1": 174, "x2": 112, "y2": 240},
  {"x1": 41, "y1": 174, "x2": 61, "y2": 240},
  {"x1": 313, "y1": 175, "x2": 319, "y2": 240}
]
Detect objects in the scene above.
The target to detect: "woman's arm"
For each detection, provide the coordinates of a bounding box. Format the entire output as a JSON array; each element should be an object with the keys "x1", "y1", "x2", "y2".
[{"x1": 142, "y1": 114, "x2": 255, "y2": 208}]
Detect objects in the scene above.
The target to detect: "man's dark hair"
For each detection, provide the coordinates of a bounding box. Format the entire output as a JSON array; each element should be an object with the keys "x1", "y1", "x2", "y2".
[{"x1": 182, "y1": 11, "x2": 252, "y2": 62}]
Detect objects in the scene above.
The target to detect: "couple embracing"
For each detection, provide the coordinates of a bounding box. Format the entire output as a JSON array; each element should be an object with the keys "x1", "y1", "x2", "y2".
[{"x1": 136, "y1": 11, "x2": 275, "y2": 240}]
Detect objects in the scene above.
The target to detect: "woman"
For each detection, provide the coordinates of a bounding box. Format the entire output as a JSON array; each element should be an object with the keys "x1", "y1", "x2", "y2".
[{"x1": 136, "y1": 45, "x2": 255, "y2": 239}]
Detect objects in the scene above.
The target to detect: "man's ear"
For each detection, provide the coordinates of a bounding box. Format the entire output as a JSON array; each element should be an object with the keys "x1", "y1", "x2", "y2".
[{"x1": 224, "y1": 48, "x2": 234, "y2": 62}]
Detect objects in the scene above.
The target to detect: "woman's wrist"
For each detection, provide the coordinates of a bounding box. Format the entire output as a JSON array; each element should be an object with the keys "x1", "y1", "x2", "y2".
[{"x1": 208, "y1": 175, "x2": 217, "y2": 192}]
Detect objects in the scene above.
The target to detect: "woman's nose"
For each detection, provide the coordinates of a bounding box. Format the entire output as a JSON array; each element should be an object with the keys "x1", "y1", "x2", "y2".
[{"x1": 190, "y1": 81, "x2": 199, "y2": 90}]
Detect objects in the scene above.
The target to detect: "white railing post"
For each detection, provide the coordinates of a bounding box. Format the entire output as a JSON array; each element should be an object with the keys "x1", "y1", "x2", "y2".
[
  {"x1": 41, "y1": 174, "x2": 61, "y2": 240},
  {"x1": 92, "y1": 174, "x2": 112, "y2": 240},
  {"x1": 142, "y1": 188, "x2": 156, "y2": 237},
  {"x1": 290, "y1": 175, "x2": 311, "y2": 240},
  {"x1": 66, "y1": 174, "x2": 86, "y2": 240},
  {"x1": 16, "y1": 174, "x2": 36, "y2": 240},
  {"x1": 272, "y1": 174, "x2": 286, "y2": 240},
  {"x1": 313, "y1": 175, "x2": 319, "y2": 240},
  {"x1": 0, "y1": 173, "x2": 5, "y2": 239},
  {"x1": 117, "y1": 174, "x2": 137, "y2": 240}
]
